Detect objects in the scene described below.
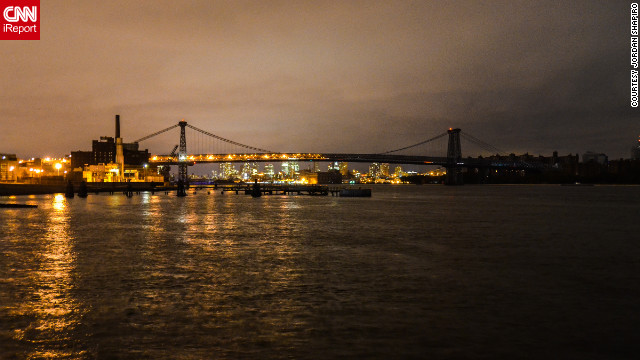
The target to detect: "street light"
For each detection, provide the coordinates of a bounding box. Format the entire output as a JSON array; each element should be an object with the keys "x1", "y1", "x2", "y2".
[
  {"x1": 143, "y1": 163, "x2": 147, "y2": 181},
  {"x1": 55, "y1": 163, "x2": 62, "y2": 176}
]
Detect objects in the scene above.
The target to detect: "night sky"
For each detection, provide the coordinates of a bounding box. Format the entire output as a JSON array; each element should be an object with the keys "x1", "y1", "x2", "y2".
[{"x1": 1, "y1": 1, "x2": 636, "y2": 159}]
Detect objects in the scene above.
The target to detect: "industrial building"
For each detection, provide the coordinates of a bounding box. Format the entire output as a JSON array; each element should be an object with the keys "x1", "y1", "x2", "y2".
[{"x1": 70, "y1": 115, "x2": 162, "y2": 183}]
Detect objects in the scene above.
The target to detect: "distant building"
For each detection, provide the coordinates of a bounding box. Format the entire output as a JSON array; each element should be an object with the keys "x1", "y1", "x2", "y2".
[
  {"x1": 369, "y1": 163, "x2": 380, "y2": 178},
  {"x1": 327, "y1": 161, "x2": 349, "y2": 176},
  {"x1": 281, "y1": 161, "x2": 299, "y2": 178},
  {"x1": 380, "y1": 163, "x2": 390, "y2": 177},
  {"x1": 220, "y1": 163, "x2": 237, "y2": 180},
  {"x1": 264, "y1": 164, "x2": 275, "y2": 179},
  {"x1": 393, "y1": 166, "x2": 402, "y2": 177},
  {"x1": 318, "y1": 171, "x2": 342, "y2": 184},
  {"x1": 632, "y1": 136, "x2": 640, "y2": 160},
  {"x1": 582, "y1": 151, "x2": 608, "y2": 165},
  {"x1": 338, "y1": 162, "x2": 349, "y2": 176},
  {"x1": 241, "y1": 162, "x2": 258, "y2": 180},
  {"x1": 289, "y1": 161, "x2": 299, "y2": 177}
]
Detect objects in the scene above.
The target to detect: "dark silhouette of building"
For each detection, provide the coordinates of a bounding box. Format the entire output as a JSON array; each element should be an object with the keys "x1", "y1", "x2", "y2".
[
  {"x1": 317, "y1": 170, "x2": 342, "y2": 184},
  {"x1": 93, "y1": 137, "x2": 116, "y2": 165},
  {"x1": 70, "y1": 118, "x2": 150, "y2": 170}
]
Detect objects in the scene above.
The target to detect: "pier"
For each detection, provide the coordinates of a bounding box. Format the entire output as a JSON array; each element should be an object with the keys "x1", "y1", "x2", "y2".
[
  {"x1": 0, "y1": 181, "x2": 372, "y2": 197},
  {"x1": 193, "y1": 184, "x2": 371, "y2": 197}
]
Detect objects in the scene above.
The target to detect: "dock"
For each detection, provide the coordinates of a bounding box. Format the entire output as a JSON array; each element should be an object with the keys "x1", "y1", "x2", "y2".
[
  {"x1": 0, "y1": 203, "x2": 38, "y2": 208},
  {"x1": 1, "y1": 182, "x2": 371, "y2": 198},
  {"x1": 192, "y1": 184, "x2": 371, "y2": 197}
]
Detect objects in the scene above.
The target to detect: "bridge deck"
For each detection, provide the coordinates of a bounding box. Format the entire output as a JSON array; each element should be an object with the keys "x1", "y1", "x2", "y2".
[{"x1": 149, "y1": 153, "x2": 541, "y2": 169}]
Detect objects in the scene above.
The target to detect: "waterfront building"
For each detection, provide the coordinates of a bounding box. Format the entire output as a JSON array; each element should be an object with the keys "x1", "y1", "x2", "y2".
[
  {"x1": 80, "y1": 163, "x2": 162, "y2": 183},
  {"x1": 0, "y1": 153, "x2": 18, "y2": 182},
  {"x1": 67, "y1": 116, "x2": 154, "y2": 182},
  {"x1": 92, "y1": 137, "x2": 115, "y2": 165},
  {"x1": 71, "y1": 137, "x2": 150, "y2": 169},
  {"x1": 300, "y1": 170, "x2": 342, "y2": 184}
]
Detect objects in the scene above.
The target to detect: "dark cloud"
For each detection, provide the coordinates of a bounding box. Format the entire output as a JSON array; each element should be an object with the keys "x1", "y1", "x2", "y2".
[{"x1": 0, "y1": 0, "x2": 635, "y2": 159}]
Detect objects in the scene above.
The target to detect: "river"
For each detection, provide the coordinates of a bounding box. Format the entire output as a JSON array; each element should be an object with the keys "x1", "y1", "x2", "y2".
[{"x1": 1, "y1": 185, "x2": 639, "y2": 359}]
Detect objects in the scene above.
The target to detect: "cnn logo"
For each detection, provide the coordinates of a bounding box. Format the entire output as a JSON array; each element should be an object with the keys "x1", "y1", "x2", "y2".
[
  {"x1": 1, "y1": 0, "x2": 40, "y2": 40},
  {"x1": 3, "y1": 6, "x2": 37, "y2": 22}
]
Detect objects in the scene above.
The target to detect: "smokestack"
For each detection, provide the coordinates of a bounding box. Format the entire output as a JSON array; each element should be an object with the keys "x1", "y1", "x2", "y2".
[
  {"x1": 115, "y1": 114, "x2": 120, "y2": 139},
  {"x1": 115, "y1": 114, "x2": 124, "y2": 180}
]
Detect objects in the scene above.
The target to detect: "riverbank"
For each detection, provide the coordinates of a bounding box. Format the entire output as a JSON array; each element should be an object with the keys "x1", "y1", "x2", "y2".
[{"x1": 0, "y1": 182, "x2": 168, "y2": 196}]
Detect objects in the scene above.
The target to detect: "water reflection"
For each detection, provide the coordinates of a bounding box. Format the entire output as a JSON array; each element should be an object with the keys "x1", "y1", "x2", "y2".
[
  {"x1": 13, "y1": 194, "x2": 83, "y2": 358},
  {"x1": 140, "y1": 192, "x2": 166, "y2": 235}
]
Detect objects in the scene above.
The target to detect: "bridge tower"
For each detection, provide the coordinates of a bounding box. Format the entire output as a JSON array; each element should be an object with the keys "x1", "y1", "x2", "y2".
[
  {"x1": 178, "y1": 119, "x2": 188, "y2": 186},
  {"x1": 445, "y1": 128, "x2": 463, "y2": 185}
]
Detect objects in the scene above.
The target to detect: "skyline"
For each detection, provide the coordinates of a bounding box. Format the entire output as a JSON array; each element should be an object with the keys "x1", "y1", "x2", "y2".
[{"x1": 1, "y1": 1, "x2": 636, "y2": 159}]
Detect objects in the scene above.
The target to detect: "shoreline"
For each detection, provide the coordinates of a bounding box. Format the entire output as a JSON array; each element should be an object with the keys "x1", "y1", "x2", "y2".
[{"x1": 0, "y1": 182, "x2": 169, "y2": 196}]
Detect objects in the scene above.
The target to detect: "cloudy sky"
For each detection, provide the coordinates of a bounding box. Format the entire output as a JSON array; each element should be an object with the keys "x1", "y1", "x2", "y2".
[{"x1": 0, "y1": 0, "x2": 636, "y2": 159}]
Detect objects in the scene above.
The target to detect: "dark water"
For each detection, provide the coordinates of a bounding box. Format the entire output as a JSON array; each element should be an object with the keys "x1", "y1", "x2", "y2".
[{"x1": 1, "y1": 185, "x2": 639, "y2": 359}]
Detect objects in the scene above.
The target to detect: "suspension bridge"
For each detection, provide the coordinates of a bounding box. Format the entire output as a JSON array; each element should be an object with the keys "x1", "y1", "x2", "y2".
[{"x1": 135, "y1": 119, "x2": 540, "y2": 185}]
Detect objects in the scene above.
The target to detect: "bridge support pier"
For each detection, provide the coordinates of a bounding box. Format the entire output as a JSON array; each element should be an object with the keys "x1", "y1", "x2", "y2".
[
  {"x1": 445, "y1": 128, "x2": 463, "y2": 185},
  {"x1": 177, "y1": 179, "x2": 186, "y2": 197},
  {"x1": 178, "y1": 119, "x2": 188, "y2": 189}
]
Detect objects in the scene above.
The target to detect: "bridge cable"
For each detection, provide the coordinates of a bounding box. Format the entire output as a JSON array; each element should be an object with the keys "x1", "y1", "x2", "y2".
[
  {"x1": 460, "y1": 132, "x2": 505, "y2": 155},
  {"x1": 133, "y1": 124, "x2": 180, "y2": 143},
  {"x1": 379, "y1": 132, "x2": 448, "y2": 154},
  {"x1": 186, "y1": 124, "x2": 273, "y2": 153},
  {"x1": 461, "y1": 132, "x2": 540, "y2": 168}
]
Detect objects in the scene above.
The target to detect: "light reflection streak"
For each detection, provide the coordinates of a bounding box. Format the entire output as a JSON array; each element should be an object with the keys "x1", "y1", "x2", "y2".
[
  {"x1": 12, "y1": 194, "x2": 83, "y2": 358},
  {"x1": 141, "y1": 192, "x2": 165, "y2": 235}
]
